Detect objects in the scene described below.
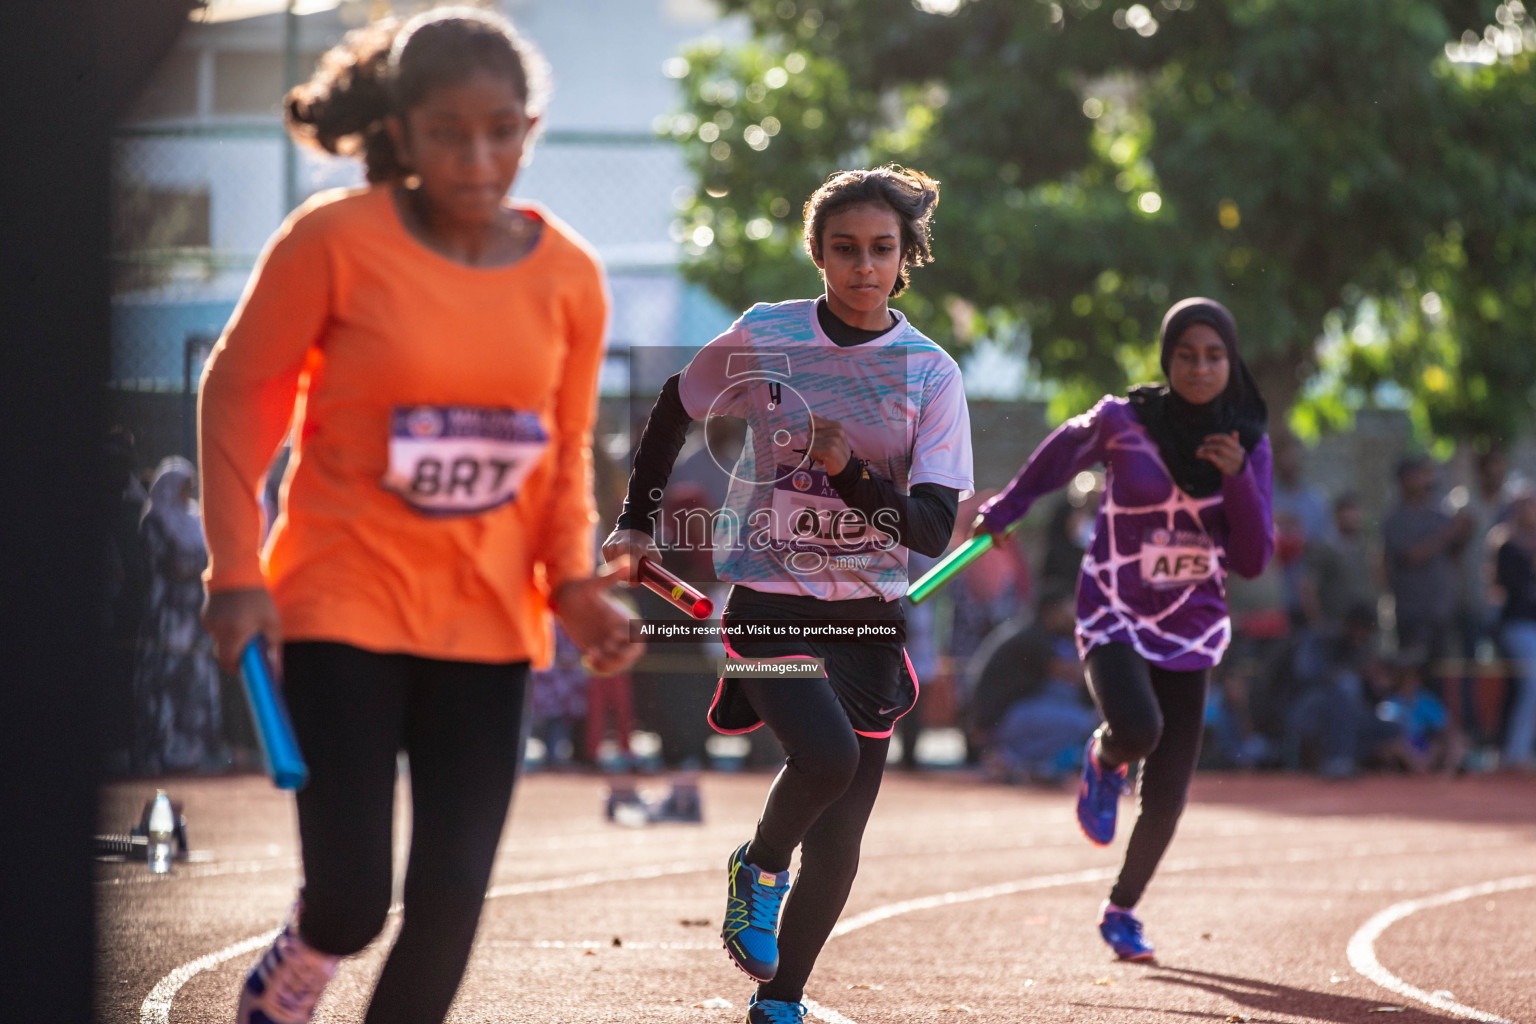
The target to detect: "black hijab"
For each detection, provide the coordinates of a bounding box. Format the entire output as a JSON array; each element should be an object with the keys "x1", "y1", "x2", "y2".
[{"x1": 1128, "y1": 297, "x2": 1267, "y2": 498}]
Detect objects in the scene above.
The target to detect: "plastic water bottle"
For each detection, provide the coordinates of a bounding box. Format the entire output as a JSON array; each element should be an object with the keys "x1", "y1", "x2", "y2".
[{"x1": 147, "y1": 791, "x2": 175, "y2": 874}]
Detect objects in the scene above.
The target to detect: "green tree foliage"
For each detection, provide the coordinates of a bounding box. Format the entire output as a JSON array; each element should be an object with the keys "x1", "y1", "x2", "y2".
[{"x1": 664, "y1": 0, "x2": 1536, "y2": 442}]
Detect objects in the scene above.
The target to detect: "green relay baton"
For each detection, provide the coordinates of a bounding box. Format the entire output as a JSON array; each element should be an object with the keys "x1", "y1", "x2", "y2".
[{"x1": 906, "y1": 521, "x2": 1020, "y2": 605}]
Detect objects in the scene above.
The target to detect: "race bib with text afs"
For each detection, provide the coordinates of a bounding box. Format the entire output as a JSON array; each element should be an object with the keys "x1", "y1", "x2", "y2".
[{"x1": 1139, "y1": 527, "x2": 1216, "y2": 589}]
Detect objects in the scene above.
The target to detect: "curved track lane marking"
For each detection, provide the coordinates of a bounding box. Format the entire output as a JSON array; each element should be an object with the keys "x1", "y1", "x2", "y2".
[
  {"x1": 138, "y1": 861, "x2": 712, "y2": 1024},
  {"x1": 825, "y1": 834, "x2": 1522, "y2": 942},
  {"x1": 140, "y1": 929, "x2": 281, "y2": 1024},
  {"x1": 142, "y1": 834, "x2": 1528, "y2": 1024},
  {"x1": 1346, "y1": 874, "x2": 1535, "y2": 1023}
]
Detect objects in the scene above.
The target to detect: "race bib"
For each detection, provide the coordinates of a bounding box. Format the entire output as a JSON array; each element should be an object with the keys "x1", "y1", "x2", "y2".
[
  {"x1": 1139, "y1": 527, "x2": 1216, "y2": 589},
  {"x1": 768, "y1": 464, "x2": 876, "y2": 550},
  {"x1": 382, "y1": 406, "x2": 549, "y2": 515}
]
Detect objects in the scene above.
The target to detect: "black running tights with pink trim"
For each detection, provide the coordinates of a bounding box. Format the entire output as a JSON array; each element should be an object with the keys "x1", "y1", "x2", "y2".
[
  {"x1": 282, "y1": 641, "x2": 528, "y2": 1024},
  {"x1": 1084, "y1": 642, "x2": 1209, "y2": 910},
  {"x1": 740, "y1": 675, "x2": 890, "y2": 1004}
]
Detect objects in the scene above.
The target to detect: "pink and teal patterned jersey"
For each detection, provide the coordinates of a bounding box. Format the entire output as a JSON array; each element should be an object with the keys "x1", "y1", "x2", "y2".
[
  {"x1": 979, "y1": 396, "x2": 1274, "y2": 670},
  {"x1": 677, "y1": 299, "x2": 974, "y2": 601}
]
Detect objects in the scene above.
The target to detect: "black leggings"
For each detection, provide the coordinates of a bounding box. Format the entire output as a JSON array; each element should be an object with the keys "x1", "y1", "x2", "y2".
[
  {"x1": 740, "y1": 675, "x2": 889, "y2": 1004},
  {"x1": 1084, "y1": 643, "x2": 1208, "y2": 909},
  {"x1": 282, "y1": 641, "x2": 528, "y2": 1024}
]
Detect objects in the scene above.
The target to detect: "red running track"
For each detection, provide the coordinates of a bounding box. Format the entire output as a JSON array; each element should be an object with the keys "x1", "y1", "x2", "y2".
[{"x1": 97, "y1": 771, "x2": 1536, "y2": 1023}]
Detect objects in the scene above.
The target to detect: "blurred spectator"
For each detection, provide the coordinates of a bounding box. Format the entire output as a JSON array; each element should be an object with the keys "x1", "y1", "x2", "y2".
[
  {"x1": 903, "y1": 551, "x2": 942, "y2": 760},
  {"x1": 1271, "y1": 435, "x2": 1332, "y2": 544},
  {"x1": 1382, "y1": 455, "x2": 1471, "y2": 677},
  {"x1": 102, "y1": 426, "x2": 148, "y2": 775},
  {"x1": 899, "y1": 491, "x2": 1030, "y2": 770},
  {"x1": 1271, "y1": 436, "x2": 1332, "y2": 623},
  {"x1": 132, "y1": 457, "x2": 224, "y2": 774},
  {"x1": 530, "y1": 624, "x2": 588, "y2": 768},
  {"x1": 1493, "y1": 491, "x2": 1536, "y2": 771},
  {"x1": 261, "y1": 446, "x2": 291, "y2": 540},
  {"x1": 586, "y1": 669, "x2": 635, "y2": 769},
  {"x1": 1283, "y1": 603, "x2": 1415, "y2": 777},
  {"x1": 1299, "y1": 492, "x2": 1378, "y2": 631},
  {"x1": 1217, "y1": 512, "x2": 1295, "y2": 762},
  {"x1": 965, "y1": 584, "x2": 1096, "y2": 784},
  {"x1": 1378, "y1": 649, "x2": 1466, "y2": 775},
  {"x1": 1037, "y1": 473, "x2": 1100, "y2": 594},
  {"x1": 1444, "y1": 447, "x2": 1512, "y2": 754},
  {"x1": 948, "y1": 545, "x2": 1029, "y2": 673},
  {"x1": 630, "y1": 469, "x2": 718, "y2": 770}
]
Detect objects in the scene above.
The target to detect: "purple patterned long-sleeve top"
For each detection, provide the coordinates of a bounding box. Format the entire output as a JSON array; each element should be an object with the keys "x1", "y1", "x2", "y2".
[{"x1": 979, "y1": 396, "x2": 1274, "y2": 671}]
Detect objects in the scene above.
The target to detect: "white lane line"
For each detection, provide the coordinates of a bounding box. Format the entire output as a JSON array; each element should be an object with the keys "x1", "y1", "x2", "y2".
[
  {"x1": 831, "y1": 865, "x2": 1118, "y2": 937},
  {"x1": 485, "y1": 939, "x2": 720, "y2": 950},
  {"x1": 1346, "y1": 874, "x2": 1535, "y2": 1024},
  {"x1": 826, "y1": 834, "x2": 1522, "y2": 942},
  {"x1": 138, "y1": 861, "x2": 712, "y2": 1024},
  {"x1": 99, "y1": 856, "x2": 302, "y2": 886},
  {"x1": 804, "y1": 997, "x2": 861, "y2": 1023},
  {"x1": 142, "y1": 834, "x2": 1528, "y2": 1024},
  {"x1": 484, "y1": 860, "x2": 713, "y2": 900},
  {"x1": 139, "y1": 929, "x2": 280, "y2": 1024}
]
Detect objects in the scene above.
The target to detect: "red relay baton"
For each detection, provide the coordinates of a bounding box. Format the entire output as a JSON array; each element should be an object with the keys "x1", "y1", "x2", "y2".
[{"x1": 638, "y1": 558, "x2": 714, "y2": 619}]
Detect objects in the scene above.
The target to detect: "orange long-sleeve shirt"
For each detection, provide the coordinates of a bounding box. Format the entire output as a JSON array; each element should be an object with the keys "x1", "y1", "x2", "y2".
[{"x1": 199, "y1": 186, "x2": 606, "y2": 665}]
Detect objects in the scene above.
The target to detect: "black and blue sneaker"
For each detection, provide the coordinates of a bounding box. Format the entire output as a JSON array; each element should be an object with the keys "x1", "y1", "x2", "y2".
[
  {"x1": 722, "y1": 842, "x2": 789, "y2": 981},
  {"x1": 746, "y1": 994, "x2": 807, "y2": 1023},
  {"x1": 1098, "y1": 902, "x2": 1156, "y2": 961},
  {"x1": 1076, "y1": 736, "x2": 1129, "y2": 846}
]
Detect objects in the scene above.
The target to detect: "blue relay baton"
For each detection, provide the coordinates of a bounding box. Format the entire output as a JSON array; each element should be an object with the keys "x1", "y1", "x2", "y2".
[{"x1": 239, "y1": 637, "x2": 309, "y2": 791}]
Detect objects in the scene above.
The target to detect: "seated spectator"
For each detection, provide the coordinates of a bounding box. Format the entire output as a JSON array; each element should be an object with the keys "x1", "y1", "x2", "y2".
[
  {"x1": 1379, "y1": 647, "x2": 1468, "y2": 775},
  {"x1": 965, "y1": 585, "x2": 1098, "y2": 784},
  {"x1": 1284, "y1": 603, "x2": 1415, "y2": 777}
]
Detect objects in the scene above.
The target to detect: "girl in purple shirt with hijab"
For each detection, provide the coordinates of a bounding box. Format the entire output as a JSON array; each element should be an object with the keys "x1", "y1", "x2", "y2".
[{"x1": 975, "y1": 297, "x2": 1274, "y2": 961}]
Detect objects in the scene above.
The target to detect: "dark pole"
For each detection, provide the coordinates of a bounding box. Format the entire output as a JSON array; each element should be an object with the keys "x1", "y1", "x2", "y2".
[
  {"x1": 0, "y1": 3, "x2": 195, "y2": 1020},
  {"x1": 283, "y1": 0, "x2": 300, "y2": 212}
]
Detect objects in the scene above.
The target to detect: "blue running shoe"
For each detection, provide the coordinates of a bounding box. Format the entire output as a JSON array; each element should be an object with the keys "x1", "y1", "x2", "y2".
[
  {"x1": 1099, "y1": 903, "x2": 1156, "y2": 961},
  {"x1": 746, "y1": 994, "x2": 808, "y2": 1023},
  {"x1": 1076, "y1": 736, "x2": 1129, "y2": 846},
  {"x1": 722, "y1": 842, "x2": 789, "y2": 981}
]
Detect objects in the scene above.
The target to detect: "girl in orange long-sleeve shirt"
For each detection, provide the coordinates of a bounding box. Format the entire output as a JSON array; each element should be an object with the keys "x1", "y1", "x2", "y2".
[{"x1": 198, "y1": 11, "x2": 640, "y2": 1023}]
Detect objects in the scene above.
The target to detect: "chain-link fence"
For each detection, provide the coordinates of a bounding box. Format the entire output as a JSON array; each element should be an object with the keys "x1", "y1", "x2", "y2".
[{"x1": 109, "y1": 122, "x2": 730, "y2": 469}]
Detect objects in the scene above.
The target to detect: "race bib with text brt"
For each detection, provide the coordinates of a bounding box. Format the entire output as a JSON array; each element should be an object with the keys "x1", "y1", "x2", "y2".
[
  {"x1": 382, "y1": 405, "x2": 549, "y2": 516},
  {"x1": 1139, "y1": 527, "x2": 1217, "y2": 589}
]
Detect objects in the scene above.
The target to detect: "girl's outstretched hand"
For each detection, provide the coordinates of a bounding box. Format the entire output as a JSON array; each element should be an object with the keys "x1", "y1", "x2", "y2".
[
  {"x1": 601, "y1": 528, "x2": 662, "y2": 585},
  {"x1": 553, "y1": 561, "x2": 644, "y2": 676},
  {"x1": 968, "y1": 513, "x2": 998, "y2": 542}
]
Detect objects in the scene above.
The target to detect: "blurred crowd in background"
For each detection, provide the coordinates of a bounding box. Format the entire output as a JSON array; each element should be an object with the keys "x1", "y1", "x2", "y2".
[{"x1": 102, "y1": 418, "x2": 1536, "y2": 786}]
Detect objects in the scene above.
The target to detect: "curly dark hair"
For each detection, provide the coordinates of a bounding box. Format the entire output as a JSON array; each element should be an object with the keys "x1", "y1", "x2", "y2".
[
  {"x1": 801, "y1": 165, "x2": 940, "y2": 298},
  {"x1": 284, "y1": 6, "x2": 550, "y2": 184}
]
